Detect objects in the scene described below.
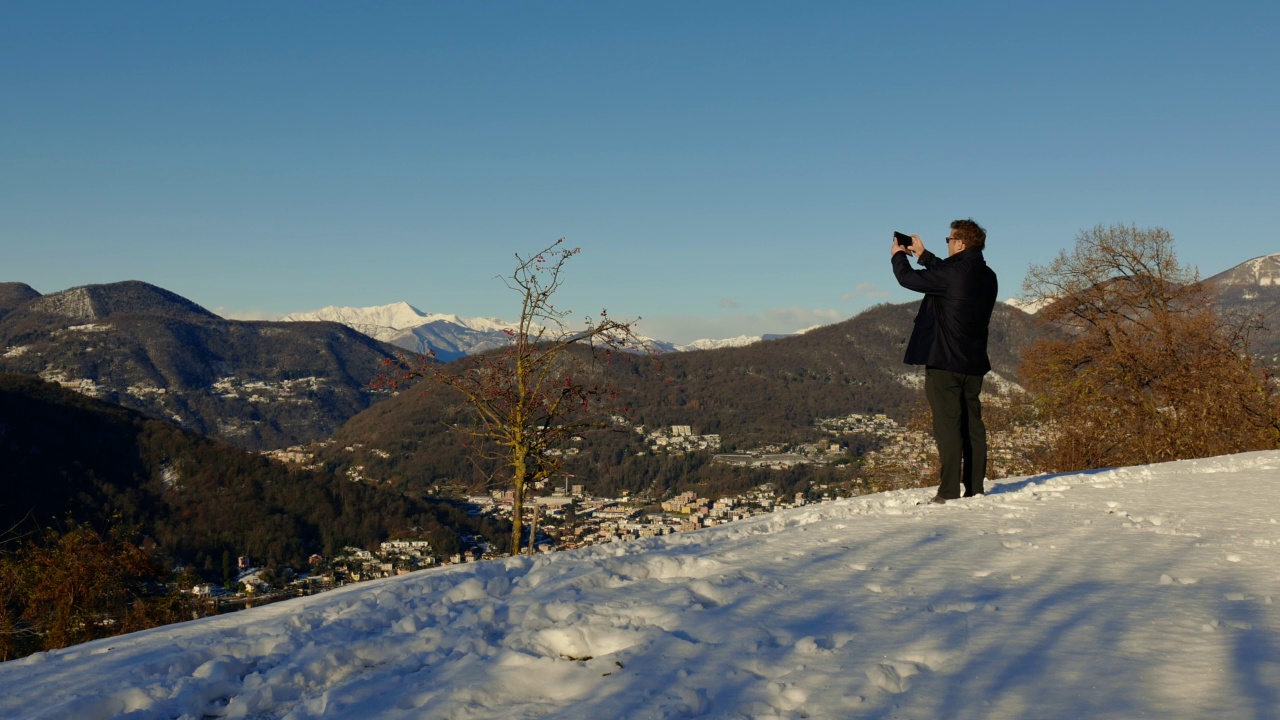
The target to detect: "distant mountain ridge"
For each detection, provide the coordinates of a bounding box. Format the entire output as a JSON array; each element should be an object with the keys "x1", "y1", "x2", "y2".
[
  {"x1": 284, "y1": 303, "x2": 526, "y2": 361},
  {"x1": 284, "y1": 302, "x2": 516, "y2": 340},
  {"x1": 282, "y1": 302, "x2": 795, "y2": 358},
  {"x1": 0, "y1": 281, "x2": 401, "y2": 450}
]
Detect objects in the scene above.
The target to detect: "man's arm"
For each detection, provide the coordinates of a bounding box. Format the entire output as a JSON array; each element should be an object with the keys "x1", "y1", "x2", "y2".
[
  {"x1": 916, "y1": 249, "x2": 941, "y2": 269},
  {"x1": 892, "y1": 250, "x2": 952, "y2": 294}
]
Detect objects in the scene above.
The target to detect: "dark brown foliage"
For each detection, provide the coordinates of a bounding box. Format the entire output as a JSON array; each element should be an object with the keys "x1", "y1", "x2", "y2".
[
  {"x1": 0, "y1": 374, "x2": 506, "y2": 576},
  {"x1": 0, "y1": 524, "x2": 192, "y2": 661},
  {"x1": 1020, "y1": 224, "x2": 1280, "y2": 471}
]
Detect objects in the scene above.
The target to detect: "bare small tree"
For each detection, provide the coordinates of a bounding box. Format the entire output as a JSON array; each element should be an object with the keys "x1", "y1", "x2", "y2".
[
  {"x1": 1020, "y1": 224, "x2": 1280, "y2": 471},
  {"x1": 381, "y1": 240, "x2": 647, "y2": 555}
]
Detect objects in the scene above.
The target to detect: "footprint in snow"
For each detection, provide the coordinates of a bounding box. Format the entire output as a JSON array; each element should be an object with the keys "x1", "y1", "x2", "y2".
[
  {"x1": 927, "y1": 602, "x2": 977, "y2": 614},
  {"x1": 865, "y1": 648, "x2": 953, "y2": 694}
]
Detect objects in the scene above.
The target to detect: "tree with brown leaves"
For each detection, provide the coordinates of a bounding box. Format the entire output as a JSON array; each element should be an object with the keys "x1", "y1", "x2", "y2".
[
  {"x1": 1020, "y1": 224, "x2": 1280, "y2": 471},
  {"x1": 380, "y1": 240, "x2": 648, "y2": 555},
  {"x1": 0, "y1": 523, "x2": 191, "y2": 660}
]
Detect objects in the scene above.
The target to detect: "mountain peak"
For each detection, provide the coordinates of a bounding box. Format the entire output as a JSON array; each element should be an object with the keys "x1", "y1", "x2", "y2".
[
  {"x1": 0, "y1": 282, "x2": 41, "y2": 320},
  {"x1": 22, "y1": 281, "x2": 218, "y2": 323},
  {"x1": 1207, "y1": 254, "x2": 1280, "y2": 288},
  {"x1": 283, "y1": 302, "x2": 437, "y2": 341}
]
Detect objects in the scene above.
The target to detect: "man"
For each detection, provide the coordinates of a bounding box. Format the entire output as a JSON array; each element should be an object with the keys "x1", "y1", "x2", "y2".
[{"x1": 891, "y1": 219, "x2": 998, "y2": 503}]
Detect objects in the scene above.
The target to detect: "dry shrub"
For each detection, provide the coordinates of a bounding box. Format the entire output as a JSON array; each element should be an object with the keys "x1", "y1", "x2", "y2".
[
  {"x1": 0, "y1": 524, "x2": 192, "y2": 660},
  {"x1": 1020, "y1": 224, "x2": 1280, "y2": 472}
]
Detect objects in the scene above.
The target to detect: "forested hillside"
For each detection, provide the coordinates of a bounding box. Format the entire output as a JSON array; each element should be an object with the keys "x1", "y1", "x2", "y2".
[{"x1": 0, "y1": 374, "x2": 506, "y2": 577}]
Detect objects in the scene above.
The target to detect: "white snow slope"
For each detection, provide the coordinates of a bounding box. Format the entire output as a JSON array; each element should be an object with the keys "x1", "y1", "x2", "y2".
[{"x1": 2, "y1": 451, "x2": 1279, "y2": 720}]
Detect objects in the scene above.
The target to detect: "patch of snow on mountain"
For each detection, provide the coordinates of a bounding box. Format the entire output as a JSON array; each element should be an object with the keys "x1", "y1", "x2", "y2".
[
  {"x1": 423, "y1": 313, "x2": 521, "y2": 334},
  {"x1": 678, "y1": 334, "x2": 763, "y2": 351},
  {"x1": 1212, "y1": 253, "x2": 1280, "y2": 288},
  {"x1": 281, "y1": 301, "x2": 815, "y2": 356},
  {"x1": 1004, "y1": 296, "x2": 1052, "y2": 314},
  {"x1": 282, "y1": 303, "x2": 527, "y2": 357}
]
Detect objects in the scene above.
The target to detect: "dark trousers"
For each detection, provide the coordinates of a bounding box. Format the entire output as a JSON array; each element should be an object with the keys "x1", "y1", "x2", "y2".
[{"x1": 924, "y1": 367, "x2": 988, "y2": 499}]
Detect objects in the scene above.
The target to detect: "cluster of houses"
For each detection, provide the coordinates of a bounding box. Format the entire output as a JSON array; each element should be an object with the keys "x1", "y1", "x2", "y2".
[
  {"x1": 37, "y1": 368, "x2": 106, "y2": 398},
  {"x1": 816, "y1": 412, "x2": 902, "y2": 438},
  {"x1": 637, "y1": 425, "x2": 721, "y2": 455},
  {"x1": 458, "y1": 478, "x2": 813, "y2": 553},
  {"x1": 322, "y1": 539, "x2": 480, "y2": 581},
  {"x1": 711, "y1": 441, "x2": 845, "y2": 470},
  {"x1": 211, "y1": 375, "x2": 326, "y2": 403}
]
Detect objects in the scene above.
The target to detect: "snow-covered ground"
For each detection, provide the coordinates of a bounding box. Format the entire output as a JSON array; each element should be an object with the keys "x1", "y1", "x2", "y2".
[{"x1": 3, "y1": 451, "x2": 1279, "y2": 720}]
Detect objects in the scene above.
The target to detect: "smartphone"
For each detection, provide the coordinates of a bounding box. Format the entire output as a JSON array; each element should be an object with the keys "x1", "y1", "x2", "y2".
[{"x1": 893, "y1": 231, "x2": 913, "y2": 247}]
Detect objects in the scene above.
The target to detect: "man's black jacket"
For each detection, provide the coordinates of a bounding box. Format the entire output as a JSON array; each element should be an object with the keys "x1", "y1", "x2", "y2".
[{"x1": 891, "y1": 247, "x2": 998, "y2": 376}]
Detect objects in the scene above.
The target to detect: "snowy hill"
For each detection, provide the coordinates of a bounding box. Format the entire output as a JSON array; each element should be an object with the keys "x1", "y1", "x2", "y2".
[
  {"x1": 1206, "y1": 253, "x2": 1280, "y2": 288},
  {"x1": 3, "y1": 451, "x2": 1278, "y2": 719}
]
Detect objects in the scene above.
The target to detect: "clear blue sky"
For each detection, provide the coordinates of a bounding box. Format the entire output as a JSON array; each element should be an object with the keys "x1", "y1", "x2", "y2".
[{"x1": 3, "y1": 1, "x2": 1277, "y2": 343}]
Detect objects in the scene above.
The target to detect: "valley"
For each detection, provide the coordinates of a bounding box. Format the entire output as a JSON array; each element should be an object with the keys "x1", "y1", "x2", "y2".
[{"x1": 0, "y1": 256, "x2": 1275, "y2": 597}]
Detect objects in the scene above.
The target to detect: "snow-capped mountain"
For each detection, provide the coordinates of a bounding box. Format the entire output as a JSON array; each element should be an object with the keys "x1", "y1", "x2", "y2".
[
  {"x1": 284, "y1": 302, "x2": 519, "y2": 338},
  {"x1": 282, "y1": 302, "x2": 436, "y2": 340},
  {"x1": 679, "y1": 334, "x2": 767, "y2": 351},
  {"x1": 283, "y1": 303, "x2": 523, "y2": 361},
  {"x1": 282, "y1": 303, "x2": 800, "y2": 358},
  {"x1": 1206, "y1": 252, "x2": 1280, "y2": 289}
]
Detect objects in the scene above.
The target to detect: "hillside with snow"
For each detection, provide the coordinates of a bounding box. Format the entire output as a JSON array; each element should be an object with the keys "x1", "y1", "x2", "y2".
[
  {"x1": 1002, "y1": 296, "x2": 1049, "y2": 314},
  {"x1": 2, "y1": 451, "x2": 1278, "y2": 719},
  {"x1": 1207, "y1": 253, "x2": 1280, "y2": 289}
]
